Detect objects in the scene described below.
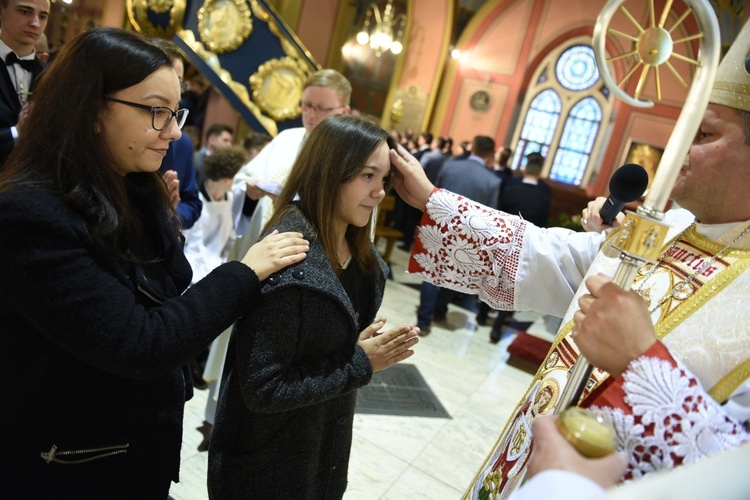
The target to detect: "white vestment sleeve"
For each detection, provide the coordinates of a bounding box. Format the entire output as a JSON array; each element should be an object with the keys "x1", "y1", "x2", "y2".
[
  {"x1": 509, "y1": 470, "x2": 604, "y2": 500},
  {"x1": 514, "y1": 226, "x2": 605, "y2": 317},
  {"x1": 411, "y1": 189, "x2": 606, "y2": 318}
]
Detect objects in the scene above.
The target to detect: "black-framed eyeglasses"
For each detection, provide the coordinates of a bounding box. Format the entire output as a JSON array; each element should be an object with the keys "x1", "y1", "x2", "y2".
[
  {"x1": 105, "y1": 97, "x2": 189, "y2": 131},
  {"x1": 299, "y1": 100, "x2": 343, "y2": 115}
]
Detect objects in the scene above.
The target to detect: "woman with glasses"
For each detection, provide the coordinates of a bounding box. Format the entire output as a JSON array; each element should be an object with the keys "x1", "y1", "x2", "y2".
[
  {"x1": 208, "y1": 115, "x2": 420, "y2": 499},
  {"x1": 0, "y1": 28, "x2": 308, "y2": 498}
]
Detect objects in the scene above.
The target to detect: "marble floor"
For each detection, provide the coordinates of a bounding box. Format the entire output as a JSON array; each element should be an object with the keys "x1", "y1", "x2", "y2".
[{"x1": 168, "y1": 244, "x2": 551, "y2": 499}]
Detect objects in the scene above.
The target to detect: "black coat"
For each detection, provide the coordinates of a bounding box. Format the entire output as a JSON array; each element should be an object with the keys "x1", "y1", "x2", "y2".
[
  {"x1": 209, "y1": 207, "x2": 387, "y2": 499},
  {"x1": 0, "y1": 174, "x2": 261, "y2": 499}
]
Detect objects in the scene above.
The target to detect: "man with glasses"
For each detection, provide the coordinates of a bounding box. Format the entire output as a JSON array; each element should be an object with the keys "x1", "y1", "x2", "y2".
[
  {"x1": 232, "y1": 69, "x2": 351, "y2": 247},
  {"x1": 150, "y1": 38, "x2": 202, "y2": 230}
]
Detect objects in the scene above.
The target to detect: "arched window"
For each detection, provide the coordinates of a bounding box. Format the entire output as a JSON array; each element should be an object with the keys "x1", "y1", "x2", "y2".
[
  {"x1": 550, "y1": 97, "x2": 602, "y2": 184},
  {"x1": 510, "y1": 42, "x2": 612, "y2": 186},
  {"x1": 513, "y1": 89, "x2": 561, "y2": 165}
]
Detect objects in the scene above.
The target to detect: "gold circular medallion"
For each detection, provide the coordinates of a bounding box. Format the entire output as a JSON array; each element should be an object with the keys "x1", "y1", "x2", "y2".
[
  {"x1": 128, "y1": 0, "x2": 185, "y2": 38},
  {"x1": 533, "y1": 378, "x2": 559, "y2": 415},
  {"x1": 470, "y1": 90, "x2": 491, "y2": 111},
  {"x1": 249, "y1": 57, "x2": 309, "y2": 121},
  {"x1": 147, "y1": 0, "x2": 172, "y2": 14},
  {"x1": 198, "y1": 0, "x2": 253, "y2": 54},
  {"x1": 671, "y1": 281, "x2": 694, "y2": 300}
]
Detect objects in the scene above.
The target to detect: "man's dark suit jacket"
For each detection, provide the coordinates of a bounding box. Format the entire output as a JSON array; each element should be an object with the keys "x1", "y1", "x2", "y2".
[
  {"x1": 0, "y1": 56, "x2": 45, "y2": 166},
  {"x1": 500, "y1": 178, "x2": 552, "y2": 227},
  {"x1": 160, "y1": 133, "x2": 203, "y2": 229},
  {"x1": 436, "y1": 157, "x2": 502, "y2": 209}
]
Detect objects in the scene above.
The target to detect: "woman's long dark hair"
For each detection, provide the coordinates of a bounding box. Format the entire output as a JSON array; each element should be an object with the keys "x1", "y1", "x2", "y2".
[
  {"x1": 267, "y1": 114, "x2": 393, "y2": 276},
  {"x1": 0, "y1": 28, "x2": 175, "y2": 259}
]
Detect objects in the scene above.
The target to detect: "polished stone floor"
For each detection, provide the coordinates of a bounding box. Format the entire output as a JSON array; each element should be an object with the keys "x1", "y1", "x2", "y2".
[{"x1": 168, "y1": 244, "x2": 548, "y2": 499}]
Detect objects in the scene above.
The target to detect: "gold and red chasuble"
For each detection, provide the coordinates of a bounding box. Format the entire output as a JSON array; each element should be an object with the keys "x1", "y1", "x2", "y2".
[{"x1": 467, "y1": 223, "x2": 750, "y2": 500}]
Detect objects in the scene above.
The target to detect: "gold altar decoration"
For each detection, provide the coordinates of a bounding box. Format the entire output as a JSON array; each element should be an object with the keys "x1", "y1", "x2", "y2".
[
  {"x1": 148, "y1": 0, "x2": 173, "y2": 15},
  {"x1": 249, "y1": 57, "x2": 309, "y2": 122},
  {"x1": 177, "y1": 29, "x2": 278, "y2": 136},
  {"x1": 127, "y1": 0, "x2": 185, "y2": 38},
  {"x1": 197, "y1": 0, "x2": 253, "y2": 54}
]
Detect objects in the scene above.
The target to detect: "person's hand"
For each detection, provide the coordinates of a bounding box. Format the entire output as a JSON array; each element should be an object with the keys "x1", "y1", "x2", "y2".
[
  {"x1": 572, "y1": 274, "x2": 657, "y2": 377},
  {"x1": 580, "y1": 196, "x2": 625, "y2": 233},
  {"x1": 162, "y1": 170, "x2": 180, "y2": 210},
  {"x1": 388, "y1": 143, "x2": 434, "y2": 212},
  {"x1": 357, "y1": 317, "x2": 419, "y2": 372},
  {"x1": 240, "y1": 230, "x2": 309, "y2": 281},
  {"x1": 528, "y1": 415, "x2": 627, "y2": 488},
  {"x1": 245, "y1": 178, "x2": 276, "y2": 201}
]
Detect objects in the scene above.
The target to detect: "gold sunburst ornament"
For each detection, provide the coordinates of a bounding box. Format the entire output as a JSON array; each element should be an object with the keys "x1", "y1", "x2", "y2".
[
  {"x1": 198, "y1": 0, "x2": 253, "y2": 54},
  {"x1": 604, "y1": 0, "x2": 704, "y2": 102}
]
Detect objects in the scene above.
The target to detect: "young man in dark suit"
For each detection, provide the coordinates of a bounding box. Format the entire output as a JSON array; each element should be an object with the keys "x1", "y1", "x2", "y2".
[{"x1": 0, "y1": 0, "x2": 49, "y2": 166}]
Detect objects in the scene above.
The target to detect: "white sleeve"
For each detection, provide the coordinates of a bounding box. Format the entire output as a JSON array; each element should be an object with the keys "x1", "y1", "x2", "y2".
[
  {"x1": 509, "y1": 470, "x2": 604, "y2": 500},
  {"x1": 591, "y1": 354, "x2": 750, "y2": 480},
  {"x1": 233, "y1": 142, "x2": 272, "y2": 189},
  {"x1": 411, "y1": 189, "x2": 605, "y2": 317}
]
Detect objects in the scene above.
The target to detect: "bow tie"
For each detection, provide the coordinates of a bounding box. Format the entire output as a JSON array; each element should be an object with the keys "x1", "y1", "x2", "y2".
[{"x1": 5, "y1": 52, "x2": 36, "y2": 72}]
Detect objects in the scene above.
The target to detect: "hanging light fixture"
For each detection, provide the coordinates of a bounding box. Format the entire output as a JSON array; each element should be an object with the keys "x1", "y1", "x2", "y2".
[{"x1": 356, "y1": 0, "x2": 407, "y2": 57}]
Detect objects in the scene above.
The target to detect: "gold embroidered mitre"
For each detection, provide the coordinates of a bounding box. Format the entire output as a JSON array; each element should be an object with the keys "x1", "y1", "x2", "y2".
[{"x1": 710, "y1": 20, "x2": 750, "y2": 112}]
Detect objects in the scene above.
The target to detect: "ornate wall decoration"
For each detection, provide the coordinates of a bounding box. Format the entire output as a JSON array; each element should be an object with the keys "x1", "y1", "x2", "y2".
[
  {"x1": 197, "y1": 0, "x2": 253, "y2": 54},
  {"x1": 128, "y1": 0, "x2": 185, "y2": 38},
  {"x1": 178, "y1": 29, "x2": 278, "y2": 136},
  {"x1": 249, "y1": 57, "x2": 309, "y2": 121},
  {"x1": 148, "y1": 0, "x2": 173, "y2": 15},
  {"x1": 469, "y1": 90, "x2": 491, "y2": 111}
]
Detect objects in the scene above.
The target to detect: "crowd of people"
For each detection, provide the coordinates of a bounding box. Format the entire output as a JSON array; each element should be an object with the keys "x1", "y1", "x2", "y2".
[{"x1": 2, "y1": 8, "x2": 749, "y2": 500}]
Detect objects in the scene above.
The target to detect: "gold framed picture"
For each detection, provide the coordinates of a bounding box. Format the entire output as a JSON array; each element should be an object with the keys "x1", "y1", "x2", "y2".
[{"x1": 622, "y1": 140, "x2": 664, "y2": 195}]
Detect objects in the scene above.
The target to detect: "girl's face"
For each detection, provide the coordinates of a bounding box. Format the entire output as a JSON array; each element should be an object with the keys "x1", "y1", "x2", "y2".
[
  {"x1": 98, "y1": 66, "x2": 182, "y2": 176},
  {"x1": 334, "y1": 140, "x2": 390, "y2": 231}
]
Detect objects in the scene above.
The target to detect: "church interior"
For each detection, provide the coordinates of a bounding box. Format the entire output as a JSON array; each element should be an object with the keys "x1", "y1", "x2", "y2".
[{"x1": 35, "y1": 0, "x2": 748, "y2": 497}]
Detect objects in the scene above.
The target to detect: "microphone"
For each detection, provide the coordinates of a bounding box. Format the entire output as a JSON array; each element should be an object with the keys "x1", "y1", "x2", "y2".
[{"x1": 599, "y1": 163, "x2": 649, "y2": 225}]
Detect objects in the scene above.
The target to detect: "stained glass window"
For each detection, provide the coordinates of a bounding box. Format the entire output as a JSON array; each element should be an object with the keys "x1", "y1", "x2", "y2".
[
  {"x1": 556, "y1": 45, "x2": 599, "y2": 91},
  {"x1": 550, "y1": 97, "x2": 602, "y2": 184},
  {"x1": 512, "y1": 43, "x2": 608, "y2": 185},
  {"x1": 512, "y1": 89, "x2": 561, "y2": 169}
]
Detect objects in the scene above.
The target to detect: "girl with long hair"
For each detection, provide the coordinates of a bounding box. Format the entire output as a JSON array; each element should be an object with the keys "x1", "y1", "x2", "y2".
[{"x1": 208, "y1": 114, "x2": 420, "y2": 498}]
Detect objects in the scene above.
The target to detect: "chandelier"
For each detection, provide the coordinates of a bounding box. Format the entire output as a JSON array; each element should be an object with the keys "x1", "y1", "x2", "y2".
[{"x1": 356, "y1": 0, "x2": 407, "y2": 57}]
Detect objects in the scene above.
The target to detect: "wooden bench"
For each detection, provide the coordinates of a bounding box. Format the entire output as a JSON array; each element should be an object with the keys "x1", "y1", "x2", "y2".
[{"x1": 374, "y1": 195, "x2": 403, "y2": 265}]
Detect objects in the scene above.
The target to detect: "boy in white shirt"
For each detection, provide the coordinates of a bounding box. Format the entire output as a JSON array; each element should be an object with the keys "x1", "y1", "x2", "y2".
[{"x1": 183, "y1": 146, "x2": 248, "y2": 284}]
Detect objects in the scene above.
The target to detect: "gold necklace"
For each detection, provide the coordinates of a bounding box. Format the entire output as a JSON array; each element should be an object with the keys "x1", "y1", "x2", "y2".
[{"x1": 634, "y1": 222, "x2": 750, "y2": 313}]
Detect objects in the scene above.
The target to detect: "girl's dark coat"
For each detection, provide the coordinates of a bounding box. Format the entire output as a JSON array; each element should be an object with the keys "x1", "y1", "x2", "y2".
[{"x1": 209, "y1": 207, "x2": 388, "y2": 499}]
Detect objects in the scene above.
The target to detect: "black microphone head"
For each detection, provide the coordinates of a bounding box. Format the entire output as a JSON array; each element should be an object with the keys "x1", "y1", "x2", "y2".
[{"x1": 609, "y1": 163, "x2": 649, "y2": 202}]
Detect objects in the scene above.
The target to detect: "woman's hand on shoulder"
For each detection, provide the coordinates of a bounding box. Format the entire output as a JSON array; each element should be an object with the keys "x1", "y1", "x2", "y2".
[
  {"x1": 241, "y1": 230, "x2": 309, "y2": 281},
  {"x1": 357, "y1": 317, "x2": 420, "y2": 372}
]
